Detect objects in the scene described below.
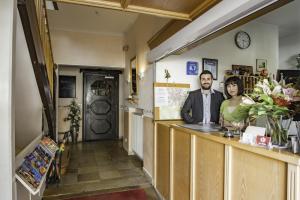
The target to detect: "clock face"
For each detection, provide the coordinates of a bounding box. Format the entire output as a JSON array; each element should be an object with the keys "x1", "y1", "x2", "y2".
[{"x1": 235, "y1": 31, "x2": 251, "y2": 49}]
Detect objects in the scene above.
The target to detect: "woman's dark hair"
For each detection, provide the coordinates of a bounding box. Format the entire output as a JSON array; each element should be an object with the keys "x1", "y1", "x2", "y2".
[{"x1": 224, "y1": 76, "x2": 244, "y2": 98}]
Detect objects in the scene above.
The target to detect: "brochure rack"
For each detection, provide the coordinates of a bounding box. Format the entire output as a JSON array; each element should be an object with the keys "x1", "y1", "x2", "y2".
[{"x1": 15, "y1": 137, "x2": 58, "y2": 195}]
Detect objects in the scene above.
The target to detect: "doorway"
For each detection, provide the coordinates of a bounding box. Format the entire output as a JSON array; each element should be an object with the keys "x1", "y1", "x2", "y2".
[{"x1": 83, "y1": 70, "x2": 120, "y2": 141}]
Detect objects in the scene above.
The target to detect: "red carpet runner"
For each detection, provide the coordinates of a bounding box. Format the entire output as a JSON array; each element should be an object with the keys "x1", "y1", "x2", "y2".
[{"x1": 64, "y1": 189, "x2": 147, "y2": 200}]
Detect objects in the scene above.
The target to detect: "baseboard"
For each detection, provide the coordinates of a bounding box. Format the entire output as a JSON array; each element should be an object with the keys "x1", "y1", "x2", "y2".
[
  {"x1": 142, "y1": 167, "x2": 153, "y2": 185},
  {"x1": 154, "y1": 186, "x2": 165, "y2": 200},
  {"x1": 143, "y1": 167, "x2": 165, "y2": 200},
  {"x1": 128, "y1": 150, "x2": 135, "y2": 156}
]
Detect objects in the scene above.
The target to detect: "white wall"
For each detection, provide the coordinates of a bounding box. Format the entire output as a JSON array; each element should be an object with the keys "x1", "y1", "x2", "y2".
[
  {"x1": 0, "y1": 0, "x2": 15, "y2": 199},
  {"x1": 156, "y1": 21, "x2": 279, "y2": 91},
  {"x1": 279, "y1": 31, "x2": 300, "y2": 69},
  {"x1": 15, "y1": 12, "x2": 43, "y2": 153},
  {"x1": 50, "y1": 29, "x2": 125, "y2": 68},
  {"x1": 139, "y1": 64, "x2": 155, "y2": 116},
  {"x1": 123, "y1": 15, "x2": 169, "y2": 117}
]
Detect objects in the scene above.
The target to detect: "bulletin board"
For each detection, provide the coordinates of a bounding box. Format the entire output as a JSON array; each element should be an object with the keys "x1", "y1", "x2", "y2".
[
  {"x1": 59, "y1": 76, "x2": 76, "y2": 98},
  {"x1": 154, "y1": 82, "x2": 190, "y2": 120}
]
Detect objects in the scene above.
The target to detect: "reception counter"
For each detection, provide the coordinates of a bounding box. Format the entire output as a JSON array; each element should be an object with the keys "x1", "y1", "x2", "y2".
[{"x1": 154, "y1": 121, "x2": 300, "y2": 200}]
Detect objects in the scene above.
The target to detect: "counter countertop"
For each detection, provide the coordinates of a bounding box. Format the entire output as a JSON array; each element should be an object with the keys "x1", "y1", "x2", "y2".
[{"x1": 168, "y1": 123, "x2": 300, "y2": 165}]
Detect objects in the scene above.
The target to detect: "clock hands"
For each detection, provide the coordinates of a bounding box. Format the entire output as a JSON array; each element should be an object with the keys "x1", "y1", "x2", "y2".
[{"x1": 235, "y1": 31, "x2": 250, "y2": 49}]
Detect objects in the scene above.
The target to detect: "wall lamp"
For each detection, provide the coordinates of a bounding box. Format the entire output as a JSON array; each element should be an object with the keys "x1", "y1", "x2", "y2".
[{"x1": 138, "y1": 71, "x2": 144, "y2": 80}]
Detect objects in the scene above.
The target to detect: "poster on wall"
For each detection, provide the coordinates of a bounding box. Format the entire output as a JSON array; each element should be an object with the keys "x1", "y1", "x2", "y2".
[
  {"x1": 186, "y1": 61, "x2": 199, "y2": 75},
  {"x1": 202, "y1": 58, "x2": 218, "y2": 80},
  {"x1": 154, "y1": 83, "x2": 190, "y2": 120},
  {"x1": 59, "y1": 76, "x2": 76, "y2": 98}
]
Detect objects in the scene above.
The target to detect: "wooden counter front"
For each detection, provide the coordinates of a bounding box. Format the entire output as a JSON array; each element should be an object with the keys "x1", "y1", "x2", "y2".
[
  {"x1": 154, "y1": 122, "x2": 300, "y2": 200},
  {"x1": 170, "y1": 127, "x2": 190, "y2": 200},
  {"x1": 154, "y1": 121, "x2": 184, "y2": 200},
  {"x1": 192, "y1": 135, "x2": 224, "y2": 200}
]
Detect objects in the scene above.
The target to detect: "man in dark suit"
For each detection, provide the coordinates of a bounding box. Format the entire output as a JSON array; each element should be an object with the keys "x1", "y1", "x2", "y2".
[{"x1": 181, "y1": 70, "x2": 224, "y2": 124}]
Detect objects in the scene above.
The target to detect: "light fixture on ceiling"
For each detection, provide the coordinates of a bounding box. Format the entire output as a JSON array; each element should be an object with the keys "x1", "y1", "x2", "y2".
[{"x1": 45, "y1": 0, "x2": 59, "y2": 10}]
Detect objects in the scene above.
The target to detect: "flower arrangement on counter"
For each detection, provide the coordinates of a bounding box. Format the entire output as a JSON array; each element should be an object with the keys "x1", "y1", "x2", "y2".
[{"x1": 242, "y1": 77, "x2": 300, "y2": 146}]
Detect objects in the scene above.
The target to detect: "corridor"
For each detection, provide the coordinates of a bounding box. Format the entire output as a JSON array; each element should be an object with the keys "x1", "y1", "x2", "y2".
[{"x1": 43, "y1": 140, "x2": 158, "y2": 199}]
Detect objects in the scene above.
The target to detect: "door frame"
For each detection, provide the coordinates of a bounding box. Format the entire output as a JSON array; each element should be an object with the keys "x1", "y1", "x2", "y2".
[{"x1": 81, "y1": 68, "x2": 122, "y2": 141}]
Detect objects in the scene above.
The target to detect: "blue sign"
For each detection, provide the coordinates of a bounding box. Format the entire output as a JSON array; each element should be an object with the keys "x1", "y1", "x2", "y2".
[{"x1": 186, "y1": 61, "x2": 199, "y2": 75}]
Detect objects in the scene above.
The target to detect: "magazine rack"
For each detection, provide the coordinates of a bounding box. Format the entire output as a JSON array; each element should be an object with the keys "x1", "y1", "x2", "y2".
[{"x1": 15, "y1": 137, "x2": 58, "y2": 195}]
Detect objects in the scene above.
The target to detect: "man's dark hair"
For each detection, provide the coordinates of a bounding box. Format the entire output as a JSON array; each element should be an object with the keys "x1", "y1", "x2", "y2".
[
  {"x1": 199, "y1": 70, "x2": 213, "y2": 79},
  {"x1": 224, "y1": 76, "x2": 244, "y2": 98}
]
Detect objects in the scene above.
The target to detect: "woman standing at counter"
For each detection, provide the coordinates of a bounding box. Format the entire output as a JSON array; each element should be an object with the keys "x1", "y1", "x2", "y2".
[{"x1": 220, "y1": 76, "x2": 249, "y2": 129}]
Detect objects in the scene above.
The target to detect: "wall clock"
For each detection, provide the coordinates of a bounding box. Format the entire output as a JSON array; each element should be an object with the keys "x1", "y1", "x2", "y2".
[{"x1": 235, "y1": 31, "x2": 251, "y2": 49}]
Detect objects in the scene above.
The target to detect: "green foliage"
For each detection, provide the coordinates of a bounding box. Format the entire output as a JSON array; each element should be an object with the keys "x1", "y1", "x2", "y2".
[{"x1": 64, "y1": 99, "x2": 81, "y2": 132}]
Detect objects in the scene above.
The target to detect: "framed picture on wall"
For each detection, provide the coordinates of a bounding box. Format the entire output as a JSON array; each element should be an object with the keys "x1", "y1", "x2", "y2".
[
  {"x1": 232, "y1": 64, "x2": 253, "y2": 75},
  {"x1": 256, "y1": 59, "x2": 267, "y2": 72},
  {"x1": 59, "y1": 75, "x2": 76, "y2": 98},
  {"x1": 202, "y1": 58, "x2": 218, "y2": 80},
  {"x1": 130, "y1": 56, "x2": 138, "y2": 96}
]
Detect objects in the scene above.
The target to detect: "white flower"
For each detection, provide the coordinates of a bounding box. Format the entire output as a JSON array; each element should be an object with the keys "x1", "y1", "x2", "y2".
[
  {"x1": 256, "y1": 81, "x2": 271, "y2": 95},
  {"x1": 272, "y1": 79, "x2": 279, "y2": 86},
  {"x1": 263, "y1": 79, "x2": 270, "y2": 86},
  {"x1": 242, "y1": 96, "x2": 255, "y2": 105},
  {"x1": 271, "y1": 85, "x2": 282, "y2": 96}
]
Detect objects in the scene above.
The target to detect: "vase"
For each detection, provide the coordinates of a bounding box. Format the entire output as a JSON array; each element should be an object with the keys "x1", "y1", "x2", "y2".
[
  {"x1": 71, "y1": 126, "x2": 78, "y2": 143},
  {"x1": 296, "y1": 121, "x2": 300, "y2": 140},
  {"x1": 266, "y1": 115, "x2": 292, "y2": 147},
  {"x1": 296, "y1": 54, "x2": 300, "y2": 69}
]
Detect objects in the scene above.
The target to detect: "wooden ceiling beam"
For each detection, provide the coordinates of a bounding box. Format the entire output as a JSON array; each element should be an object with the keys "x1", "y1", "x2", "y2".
[
  {"x1": 189, "y1": 0, "x2": 221, "y2": 19},
  {"x1": 126, "y1": 5, "x2": 190, "y2": 20},
  {"x1": 54, "y1": 0, "x2": 122, "y2": 10},
  {"x1": 147, "y1": 0, "x2": 221, "y2": 49},
  {"x1": 147, "y1": 20, "x2": 190, "y2": 49},
  {"x1": 53, "y1": 0, "x2": 190, "y2": 20}
]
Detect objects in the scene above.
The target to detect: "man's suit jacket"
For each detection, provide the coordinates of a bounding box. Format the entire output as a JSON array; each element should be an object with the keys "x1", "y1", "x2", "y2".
[{"x1": 181, "y1": 89, "x2": 224, "y2": 124}]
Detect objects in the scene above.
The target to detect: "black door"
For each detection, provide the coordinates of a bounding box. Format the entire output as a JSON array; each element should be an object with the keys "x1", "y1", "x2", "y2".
[{"x1": 83, "y1": 72, "x2": 119, "y2": 141}]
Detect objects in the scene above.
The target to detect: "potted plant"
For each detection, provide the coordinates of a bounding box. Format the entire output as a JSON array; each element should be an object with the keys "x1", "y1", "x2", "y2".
[{"x1": 64, "y1": 99, "x2": 81, "y2": 143}]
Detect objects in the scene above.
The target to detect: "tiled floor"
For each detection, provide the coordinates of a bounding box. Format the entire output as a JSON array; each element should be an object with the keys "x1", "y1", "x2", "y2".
[{"x1": 43, "y1": 140, "x2": 159, "y2": 200}]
